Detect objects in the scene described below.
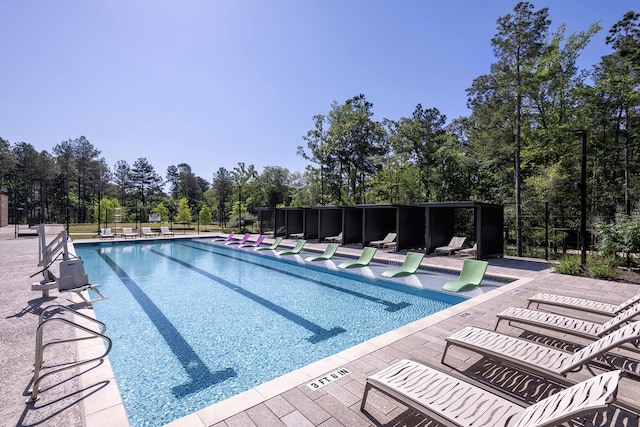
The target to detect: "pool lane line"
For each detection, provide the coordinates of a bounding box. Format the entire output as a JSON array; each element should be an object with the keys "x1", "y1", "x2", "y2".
[
  {"x1": 182, "y1": 241, "x2": 412, "y2": 313},
  {"x1": 148, "y1": 248, "x2": 346, "y2": 344},
  {"x1": 95, "y1": 249, "x2": 237, "y2": 398}
]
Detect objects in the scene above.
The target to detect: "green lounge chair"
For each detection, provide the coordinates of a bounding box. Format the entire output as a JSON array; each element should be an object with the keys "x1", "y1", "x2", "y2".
[
  {"x1": 380, "y1": 252, "x2": 424, "y2": 278},
  {"x1": 305, "y1": 243, "x2": 339, "y2": 262},
  {"x1": 441, "y1": 259, "x2": 488, "y2": 292},
  {"x1": 254, "y1": 236, "x2": 283, "y2": 251},
  {"x1": 277, "y1": 239, "x2": 306, "y2": 256},
  {"x1": 338, "y1": 247, "x2": 377, "y2": 269}
]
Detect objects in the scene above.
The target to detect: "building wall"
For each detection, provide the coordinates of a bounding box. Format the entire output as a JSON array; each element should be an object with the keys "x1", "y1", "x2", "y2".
[{"x1": 0, "y1": 193, "x2": 8, "y2": 227}]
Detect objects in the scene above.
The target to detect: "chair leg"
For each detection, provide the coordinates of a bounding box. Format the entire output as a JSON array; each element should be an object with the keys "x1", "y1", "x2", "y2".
[
  {"x1": 441, "y1": 342, "x2": 453, "y2": 367},
  {"x1": 360, "y1": 382, "x2": 372, "y2": 412}
]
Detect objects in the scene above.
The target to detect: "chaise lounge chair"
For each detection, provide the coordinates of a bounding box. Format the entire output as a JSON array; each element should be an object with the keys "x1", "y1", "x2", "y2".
[
  {"x1": 361, "y1": 359, "x2": 621, "y2": 427},
  {"x1": 225, "y1": 233, "x2": 250, "y2": 245},
  {"x1": 458, "y1": 242, "x2": 477, "y2": 257},
  {"x1": 277, "y1": 239, "x2": 306, "y2": 256},
  {"x1": 338, "y1": 247, "x2": 377, "y2": 269},
  {"x1": 160, "y1": 226, "x2": 174, "y2": 236},
  {"x1": 434, "y1": 235, "x2": 467, "y2": 255},
  {"x1": 442, "y1": 321, "x2": 640, "y2": 378},
  {"x1": 528, "y1": 292, "x2": 640, "y2": 317},
  {"x1": 239, "y1": 235, "x2": 265, "y2": 248},
  {"x1": 254, "y1": 236, "x2": 283, "y2": 251},
  {"x1": 441, "y1": 259, "x2": 488, "y2": 292},
  {"x1": 495, "y1": 303, "x2": 640, "y2": 342},
  {"x1": 212, "y1": 231, "x2": 235, "y2": 242},
  {"x1": 381, "y1": 252, "x2": 424, "y2": 278},
  {"x1": 369, "y1": 232, "x2": 396, "y2": 248},
  {"x1": 289, "y1": 232, "x2": 304, "y2": 239},
  {"x1": 100, "y1": 228, "x2": 114, "y2": 239},
  {"x1": 141, "y1": 227, "x2": 158, "y2": 238},
  {"x1": 121, "y1": 227, "x2": 137, "y2": 239},
  {"x1": 305, "y1": 243, "x2": 339, "y2": 262},
  {"x1": 324, "y1": 232, "x2": 342, "y2": 244}
]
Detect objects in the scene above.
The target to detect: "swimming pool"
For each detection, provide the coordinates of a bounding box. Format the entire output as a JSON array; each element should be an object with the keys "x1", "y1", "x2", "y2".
[{"x1": 76, "y1": 239, "x2": 469, "y2": 426}]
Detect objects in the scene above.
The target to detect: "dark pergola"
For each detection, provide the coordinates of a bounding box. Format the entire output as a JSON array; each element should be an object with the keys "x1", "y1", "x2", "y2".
[
  {"x1": 358, "y1": 204, "x2": 425, "y2": 251},
  {"x1": 422, "y1": 201, "x2": 503, "y2": 259},
  {"x1": 255, "y1": 207, "x2": 287, "y2": 237},
  {"x1": 280, "y1": 207, "x2": 304, "y2": 238},
  {"x1": 316, "y1": 206, "x2": 363, "y2": 244}
]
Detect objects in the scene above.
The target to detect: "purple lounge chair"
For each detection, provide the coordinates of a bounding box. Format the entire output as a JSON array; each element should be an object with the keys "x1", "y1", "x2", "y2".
[{"x1": 239, "y1": 235, "x2": 265, "y2": 248}]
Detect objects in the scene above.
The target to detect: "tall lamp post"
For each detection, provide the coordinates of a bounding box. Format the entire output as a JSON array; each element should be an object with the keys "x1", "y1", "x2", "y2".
[{"x1": 575, "y1": 130, "x2": 587, "y2": 267}]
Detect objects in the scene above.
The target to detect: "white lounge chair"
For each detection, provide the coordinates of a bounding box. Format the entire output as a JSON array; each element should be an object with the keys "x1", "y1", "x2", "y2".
[
  {"x1": 160, "y1": 226, "x2": 174, "y2": 236},
  {"x1": 141, "y1": 227, "x2": 157, "y2": 238},
  {"x1": 121, "y1": 227, "x2": 137, "y2": 239},
  {"x1": 370, "y1": 232, "x2": 396, "y2": 248},
  {"x1": 361, "y1": 359, "x2": 621, "y2": 427},
  {"x1": 434, "y1": 236, "x2": 467, "y2": 255},
  {"x1": 495, "y1": 303, "x2": 640, "y2": 342},
  {"x1": 458, "y1": 242, "x2": 477, "y2": 257},
  {"x1": 324, "y1": 232, "x2": 342, "y2": 244},
  {"x1": 442, "y1": 321, "x2": 640, "y2": 378},
  {"x1": 100, "y1": 228, "x2": 114, "y2": 239},
  {"x1": 528, "y1": 292, "x2": 640, "y2": 317}
]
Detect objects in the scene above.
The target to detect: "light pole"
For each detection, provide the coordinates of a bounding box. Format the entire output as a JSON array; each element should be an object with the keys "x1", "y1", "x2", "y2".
[{"x1": 575, "y1": 130, "x2": 587, "y2": 267}]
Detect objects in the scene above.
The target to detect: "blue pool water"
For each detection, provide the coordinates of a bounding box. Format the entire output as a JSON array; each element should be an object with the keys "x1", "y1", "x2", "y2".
[{"x1": 76, "y1": 239, "x2": 467, "y2": 427}]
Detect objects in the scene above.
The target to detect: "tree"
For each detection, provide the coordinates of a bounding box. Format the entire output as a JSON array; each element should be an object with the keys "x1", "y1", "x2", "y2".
[
  {"x1": 113, "y1": 160, "x2": 132, "y2": 206},
  {"x1": 231, "y1": 162, "x2": 257, "y2": 231},
  {"x1": 326, "y1": 94, "x2": 387, "y2": 204},
  {"x1": 94, "y1": 197, "x2": 121, "y2": 225},
  {"x1": 175, "y1": 197, "x2": 192, "y2": 224},
  {"x1": 131, "y1": 157, "x2": 163, "y2": 222},
  {"x1": 0, "y1": 137, "x2": 15, "y2": 188},
  {"x1": 199, "y1": 205, "x2": 212, "y2": 229},
  {"x1": 469, "y1": 2, "x2": 551, "y2": 256},
  {"x1": 212, "y1": 167, "x2": 233, "y2": 227},
  {"x1": 297, "y1": 114, "x2": 331, "y2": 205},
  {"x1": 387, "y1": 104, "x2": 447, "y2": 201},
  {"x1": 152, "y1": 202, "x2": 170, "y2": 223}
]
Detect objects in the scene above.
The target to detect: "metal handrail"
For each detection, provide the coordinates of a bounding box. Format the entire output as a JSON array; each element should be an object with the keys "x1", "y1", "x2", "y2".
[{"x1": 27, "y1": 305, "x2": 112, "y2": 403}]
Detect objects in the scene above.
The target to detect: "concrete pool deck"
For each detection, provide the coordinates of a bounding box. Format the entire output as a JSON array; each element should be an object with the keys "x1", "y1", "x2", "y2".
[{"x1": 2, "y1": 227, "x2": 639, "y2": 427}]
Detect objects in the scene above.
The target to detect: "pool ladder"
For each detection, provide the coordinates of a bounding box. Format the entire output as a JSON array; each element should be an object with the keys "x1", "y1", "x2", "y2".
[{"x1": 27, "y1": 304, "x2": 112, "y2": 403}]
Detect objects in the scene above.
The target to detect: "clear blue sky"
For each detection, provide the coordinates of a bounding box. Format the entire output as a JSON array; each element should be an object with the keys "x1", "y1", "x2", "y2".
[{"x1": 1, "y1": 1, "x2": 636, "y2": 181}]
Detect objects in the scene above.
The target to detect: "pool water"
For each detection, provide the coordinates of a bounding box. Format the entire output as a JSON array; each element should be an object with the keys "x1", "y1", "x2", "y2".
[{"x1": 76, "y1": 239, "x2": 466, "y2": 427}]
